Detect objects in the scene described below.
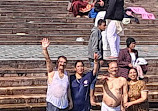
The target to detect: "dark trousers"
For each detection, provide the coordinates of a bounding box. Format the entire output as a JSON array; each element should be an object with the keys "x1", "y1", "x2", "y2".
[{"x1": 46, "y1": 102, "x2": 68, "y2": 111}]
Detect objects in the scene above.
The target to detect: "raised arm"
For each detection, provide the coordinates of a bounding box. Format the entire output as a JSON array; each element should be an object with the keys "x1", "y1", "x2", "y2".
[
  {"x1": 93, "y1": 53, "x2": 99, "y2": 75},
  {"x1": 41, "y1": 38, "x2": 53, "y2": 73}
]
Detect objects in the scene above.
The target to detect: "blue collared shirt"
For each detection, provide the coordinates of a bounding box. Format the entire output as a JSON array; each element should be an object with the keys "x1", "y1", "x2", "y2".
[{"x1": 70, "y1": 71, "x2": 95, "y2": 111}]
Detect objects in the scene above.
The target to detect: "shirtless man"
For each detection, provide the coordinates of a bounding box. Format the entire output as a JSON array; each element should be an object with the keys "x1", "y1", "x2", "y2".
[{"x1": 101, "y1": 62, "x2": 128, "y2": 111}]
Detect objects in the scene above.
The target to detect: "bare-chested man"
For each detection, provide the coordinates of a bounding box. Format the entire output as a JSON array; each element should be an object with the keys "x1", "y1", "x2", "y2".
[{"x1": 101, "y1": 62, "x2": 128, "y2": 111}]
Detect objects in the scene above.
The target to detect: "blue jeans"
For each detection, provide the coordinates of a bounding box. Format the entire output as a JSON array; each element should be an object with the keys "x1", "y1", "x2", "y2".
[{"x1": 46, "y1": 102, "x2": 68, "y2": 111}]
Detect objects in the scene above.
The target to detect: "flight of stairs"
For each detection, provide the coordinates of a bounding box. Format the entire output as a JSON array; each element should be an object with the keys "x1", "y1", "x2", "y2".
[{"x1": 0, "y1": 0, "x2": 158, "y2": 110}]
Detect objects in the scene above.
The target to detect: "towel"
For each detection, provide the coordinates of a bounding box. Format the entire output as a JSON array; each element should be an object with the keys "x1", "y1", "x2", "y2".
[{"x1": 128, "y1": 7, "x2": 156, "y2": 20}]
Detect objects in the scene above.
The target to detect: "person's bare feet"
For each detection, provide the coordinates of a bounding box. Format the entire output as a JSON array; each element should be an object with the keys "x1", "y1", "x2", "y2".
[
  {"x1": 83, "y1": 15, "x2": 89, "y2": 18},
  {"x1": 76, "y1": 15, "x2": 81, "y2": 18}
]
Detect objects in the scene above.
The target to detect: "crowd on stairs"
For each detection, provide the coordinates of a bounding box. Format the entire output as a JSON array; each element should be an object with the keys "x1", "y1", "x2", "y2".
[
  {"x1": 0, "y1": 0, "x2": 157, "y2": 110},
  {"x1": 41, "y1": 0, "x2": 153, "y2": 110}
]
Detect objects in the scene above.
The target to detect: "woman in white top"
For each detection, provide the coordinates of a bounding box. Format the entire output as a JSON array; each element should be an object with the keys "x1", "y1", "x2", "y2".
[{"x1": 42, "y1": 38, "x2": 73, "y2": 111}]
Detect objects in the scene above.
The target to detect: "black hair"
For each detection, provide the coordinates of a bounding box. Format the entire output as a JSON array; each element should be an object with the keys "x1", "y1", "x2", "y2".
[
  {"x1": 127, "y1": 68, "x2": 138, "y2": 81},
  {"x1": 57, "y1": 56, "x2": 67, "y2": 62},
  {"x1": 126, "y1": 37, "x2": 136, "y2": 47},
  {"x1": 74, "y1": 60, "x2": 84, "y2": 67},
  {"x1": 97, "y1": 19, "x2": 106, "y2": 26},
  {"x1": 56, "y1": 56, "x2": 67, "y2": 68}
]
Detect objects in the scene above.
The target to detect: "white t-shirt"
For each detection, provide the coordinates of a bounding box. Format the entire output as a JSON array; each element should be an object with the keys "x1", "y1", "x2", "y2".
[{"x1": 130, "y1": 52, "x2": 136, "y2": 66}]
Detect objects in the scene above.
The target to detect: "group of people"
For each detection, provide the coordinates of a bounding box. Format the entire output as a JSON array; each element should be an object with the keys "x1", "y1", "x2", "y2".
[
  {"x1": 70, "y1": 0, "x2": 140, "y2": 58},
  {"x1": 42, "y1": 38, "x2": 99, "y2": 111},
  {"x1": 87, "y1": 16, "x2": 148, "y2": 111},
  {"x1": 41, "y1": 0, "x2": 149, "y2": 111},
  {"x1": 42, "y1": 36, "x2": 148, "y2": 111}
]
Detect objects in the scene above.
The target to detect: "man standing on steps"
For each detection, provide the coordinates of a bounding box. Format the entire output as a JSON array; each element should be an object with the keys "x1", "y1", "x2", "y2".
[
  {"x1": 101, "y1": 62, "x2": 128, "y2": 111},
  {"x1": 104, "y1": 0, "x2": 124, "y2": 58},
  {"x1": 41, "y1": 38, "x2": 73, "y2": 111},
  {"x1": 88, "y1": 19, "x2": 106, "y2": 108},
  {"x1": 88, "y1": 19, "x2": 106, "y2": 67}
]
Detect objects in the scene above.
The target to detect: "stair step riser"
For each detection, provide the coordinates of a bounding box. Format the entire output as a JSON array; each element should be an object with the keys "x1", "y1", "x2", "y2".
[
  {"x1": 0, "y1": 17, "x2": 93, "y2": 23},
  {"x1": 0, "y1": 2, "x2": 68, "y2": 6},
  {"x1": 0, "y1": 97, "x2": 46, "y2": 104},
  {"x1": 94, "y1": 85, "x2": 158, "y2": 92},
  {"x1": 94, "y1": 94, "x2": 158, "y2": 103},
  {"x1": 0, "y1": 78, "x2": 47, "y2": 87},
  {"x1": 0, "y1": 7, "x2": 67, "y2": 11},
  {"x1": 0, "y1": 17, "x2": 158, "y2": 24},
  {"x1": 0, "y1": 13, "x2": 73, "y2": 18},
  {"x1": 0, "y1": 29, "x2": 157, "y2": 35},
  {"x1": 0, "y1": 88, "x2": 46, "y2": 95},
  {"x1": 1, "y1": 22, "x2": 158, "y2": 28}
]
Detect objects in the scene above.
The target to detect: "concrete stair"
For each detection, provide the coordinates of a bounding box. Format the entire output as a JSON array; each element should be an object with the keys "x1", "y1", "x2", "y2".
[
  {"x1": 0, "y1": 0, "x2": 158, "y2": 45},
  {"x1": 0, "y1": 0, "x2": 158, "y2": 110}
]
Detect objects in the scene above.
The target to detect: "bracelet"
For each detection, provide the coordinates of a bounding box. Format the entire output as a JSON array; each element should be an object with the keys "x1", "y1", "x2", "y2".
[{"x1": 94, "y1": 61, "x2": 98, "y2": 64}]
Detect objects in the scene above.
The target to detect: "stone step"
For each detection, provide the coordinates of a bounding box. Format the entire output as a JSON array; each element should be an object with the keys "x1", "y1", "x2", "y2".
[
  {"x1": 0, "y1": 9, "x2": 156, "y2": 19},
  {"x1": 144, "y1": 75, "x2": 158, "y2": 83},
  {"x1": 94, "y1": 91, "x2": 158, "y2": 103},
  {"x1": 0, "y1": 1, "x2": 68, "y2": 6},
  {"x1": 0, "y1": 63, "x2": 157, "y2": 77},
  {"x1": 0, "y1": 86, "x2": 47, "y2": 95},
  {"x1": 0, "y1": 16, "x2": 93, "y2": 23},
  {"x1": 0, "y1": 22, "x2": 94, "y2": 28},
  {"x1": 0, "y1": 85, "x2": 157, "y2": 102},
  {"x1": 0, "y1": 80, "x2": 157, "y2": 101},
  {"x1": 0, "y1": 71, "x2": 156, "y2": 87},
  {"x1": 0, "y1": 28, "x2": 158, "y2": 35},
  {"x1": 0, "y1": 53, "x2": 157, "y2": 75},
  {"x1": 146, "y1": 83, "x2": 158, "y2": 90},
  {"x1": 0, "y1": 40, "x2": 158, "y2": 45},
  {"x1": 124, "y1": 24, "x2": 158, "y2": 29},
  {"x1": 0, "y1": 16, "x2": 158, "y2": 24},
  {"x1": 0, "y1": 60, "x2": 90, "y2": 70},
  {"x1": 1, "y1": 105, "x2": 158, "y2": 111},
  {"x1": 0, "y1": 6, "x2": 67, "y2": 11},
  {"x1": 94, "y1": 82, "x2": 158, "y2": 93},
  {"x1": 0, "y1": 11, "x2": 73, "y2": 17},
  {"x1": 0, "y1": 34, "x2": 157, "y2": 43},
  {"x1": 0, "y1": 58, "x2": 156, "y2": 70},
  {"x1": 0, "y1": 67, "x2": 93, "y2": 77},
  {"x1": 0, "y1": 94, "x2": 46, "y2": 104},
  {"x1": 0, "y1": 90, "x2": 156, "y2": 105},
  {"x1": 0, "y1": 103, "x2": 46, "y2": 110},
  {"x1": 1, "y1": 22, "x2": 158, "y2": 29},
  {"x1": 0, "y1": 76, "x2": 47, "y2": 87},
  {"x1": 149, "y1": 108, "x2": 158, "y2": 111},
  {"x1": 0, "y1": 1, "x2": 157, "y2": 13}
]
